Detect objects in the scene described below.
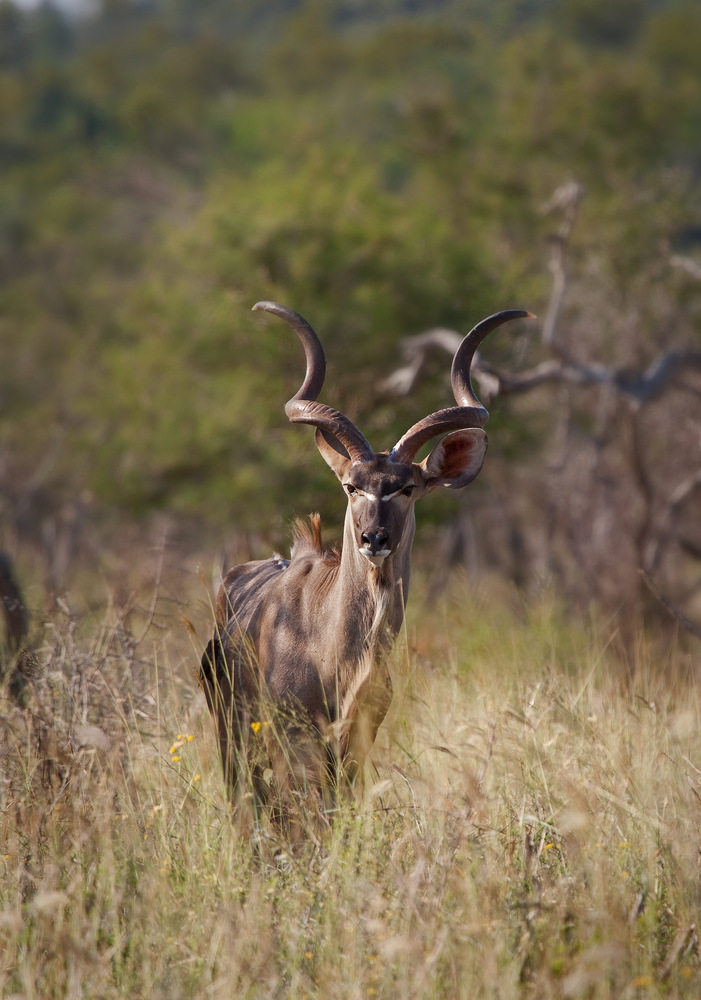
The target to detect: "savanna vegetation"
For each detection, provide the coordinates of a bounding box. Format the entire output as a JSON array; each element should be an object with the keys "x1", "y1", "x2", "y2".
[
  {"x1": 3, "y1": 588, "x2": 701, "y2": 997},
  {"x1": 1, "y1": 0, "x2": 701, "y2": 995}
]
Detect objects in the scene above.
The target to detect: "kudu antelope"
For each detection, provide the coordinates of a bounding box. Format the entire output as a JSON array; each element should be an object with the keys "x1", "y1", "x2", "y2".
[{"x1": 201, "y1": 301, "x2": 531, "y2": 831}]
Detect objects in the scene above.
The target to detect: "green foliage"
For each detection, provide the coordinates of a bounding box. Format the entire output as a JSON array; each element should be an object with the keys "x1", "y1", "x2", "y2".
[
  {"x1": 1, "y1": 0, "x2": 700, "y2": 541},
  {"x1": 554, "y1": 0, "x2": 647, "y2": 48}
]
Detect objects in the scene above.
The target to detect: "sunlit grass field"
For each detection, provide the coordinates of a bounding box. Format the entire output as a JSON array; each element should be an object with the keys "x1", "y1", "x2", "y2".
[{"x1": 1, "y1": 575, "x2": 700, "y2": 999}]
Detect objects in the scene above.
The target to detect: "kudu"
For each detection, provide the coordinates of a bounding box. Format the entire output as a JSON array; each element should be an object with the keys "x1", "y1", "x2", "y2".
[{"x1": 200, "y1": 301, "x2": 531, "y2": 833}]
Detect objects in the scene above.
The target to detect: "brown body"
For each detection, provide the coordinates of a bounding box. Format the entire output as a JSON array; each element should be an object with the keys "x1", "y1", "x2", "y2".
[{"x1": 200, "y1": 302, "x2": 531, "y2": 830}]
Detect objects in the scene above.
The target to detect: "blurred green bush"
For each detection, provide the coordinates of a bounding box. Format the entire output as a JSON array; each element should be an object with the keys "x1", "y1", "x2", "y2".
[{"x1": 0, "y1": 0, "x2": 699, "y2": 560}]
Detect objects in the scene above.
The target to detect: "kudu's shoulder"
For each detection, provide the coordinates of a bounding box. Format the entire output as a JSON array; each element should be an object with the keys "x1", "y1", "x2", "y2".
[{"x1": 216, "y1": 556, "x2": 287, "y2": 626}]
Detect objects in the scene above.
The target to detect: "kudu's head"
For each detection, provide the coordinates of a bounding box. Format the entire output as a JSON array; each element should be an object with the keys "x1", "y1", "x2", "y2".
[{"x1": 253, "y1": 302, "x2": 532, "y2": 569}]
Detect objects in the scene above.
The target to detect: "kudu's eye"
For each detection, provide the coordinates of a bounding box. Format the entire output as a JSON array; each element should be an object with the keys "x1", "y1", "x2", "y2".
[
  {"x1": 345, "y1": 483, "x2": 357, "y2": 496},
  {"x1": 402, "y1": 486, "x2": 415, "y2": 497}
]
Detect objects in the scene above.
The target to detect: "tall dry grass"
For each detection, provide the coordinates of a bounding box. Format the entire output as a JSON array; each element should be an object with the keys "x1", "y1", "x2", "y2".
[{"x1": 1, "y1": 577, "x2": 699, "y2": 998}]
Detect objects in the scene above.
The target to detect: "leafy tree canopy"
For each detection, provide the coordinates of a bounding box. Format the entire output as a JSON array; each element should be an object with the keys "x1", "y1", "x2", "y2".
[{"x1": 0, "y1": 0, "x2": 699, "y2": 552}]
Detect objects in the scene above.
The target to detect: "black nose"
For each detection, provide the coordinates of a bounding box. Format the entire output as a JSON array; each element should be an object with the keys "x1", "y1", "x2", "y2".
[{"x1": 361, "y1": 530, "x2": 390, "y2": 554}]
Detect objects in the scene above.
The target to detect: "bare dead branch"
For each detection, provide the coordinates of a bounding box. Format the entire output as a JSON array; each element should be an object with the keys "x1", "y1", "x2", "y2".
[
  {"x1": 640, "y1": 569, "x2": 701, "y2": 641},
  {"x1": 614, "y1": 350, "x2": 701, "y2": 407},
  {"x1": 646, "y1": 469, "x2": 701, "y2": 572},
  {"x1": 385, "y1": 180, "x2": 701, "y2": 411},
  {"x1": 541, "y1": 181, "x2": 585, "y2": 351},
  {"x1": 383, "y1": 182, "x2": 701, "y2": 642},
  {"x1": 670, "y1": 255, "x2": 701, "y2": 281},
  {"x1": 384, "y1": 330, "x2": 701, "y2": 410}
]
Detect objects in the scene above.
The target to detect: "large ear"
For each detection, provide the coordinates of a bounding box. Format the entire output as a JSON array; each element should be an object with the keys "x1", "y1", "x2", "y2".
[
  {"x1": 314, "y1": 428, "x2": 353, "y2": 480},
  {"x1": 419, "y1": 429, "x2": 487, "y2": 491}
]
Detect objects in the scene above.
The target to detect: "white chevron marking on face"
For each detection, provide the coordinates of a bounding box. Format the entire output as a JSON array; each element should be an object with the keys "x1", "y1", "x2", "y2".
[{"x1": 350, "y1": 488, "x2": 407, "y2": 502}]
